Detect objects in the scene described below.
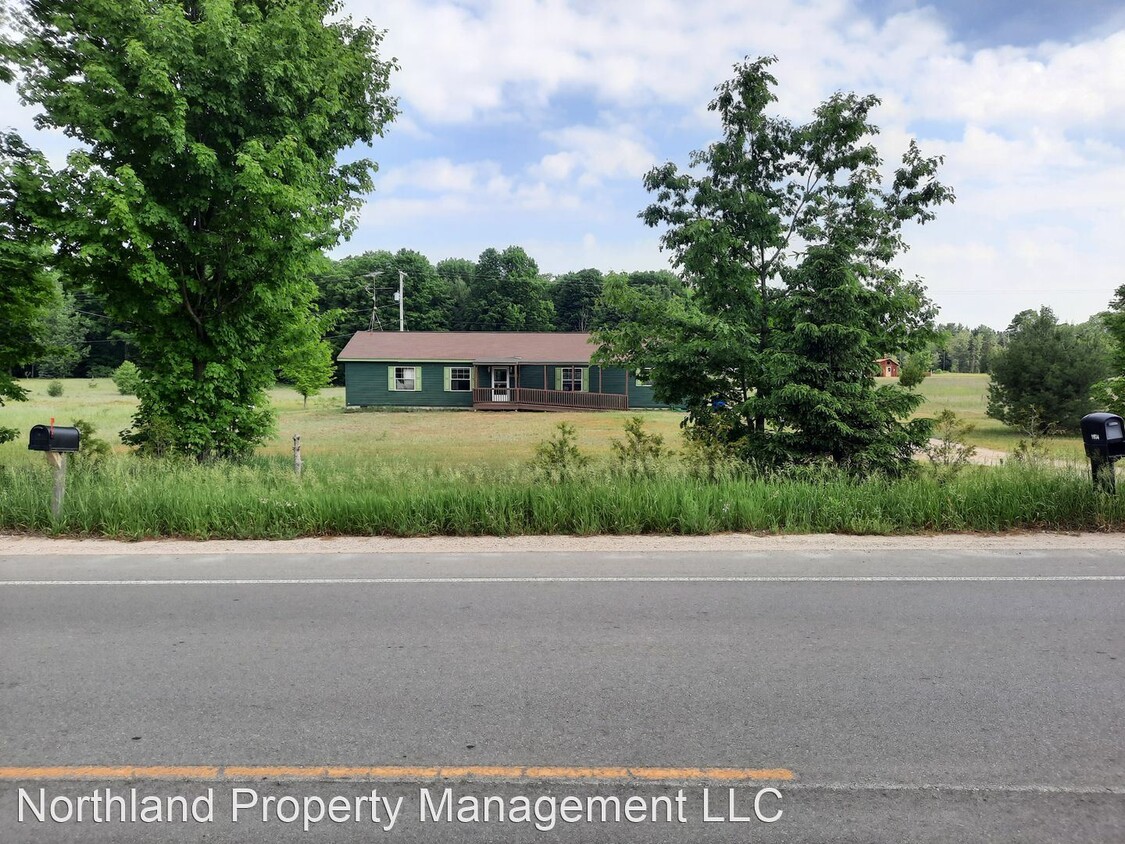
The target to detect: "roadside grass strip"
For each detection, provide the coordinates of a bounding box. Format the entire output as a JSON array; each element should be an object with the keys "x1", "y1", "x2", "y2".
[{"x1": 2, "y1": 456, "x2": 1124, "y2": 538}]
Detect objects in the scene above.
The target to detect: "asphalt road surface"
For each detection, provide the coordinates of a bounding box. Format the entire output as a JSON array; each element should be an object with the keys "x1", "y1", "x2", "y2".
[{"x1": 1, "y1": 548, "x2": 1123, "y2": 842}]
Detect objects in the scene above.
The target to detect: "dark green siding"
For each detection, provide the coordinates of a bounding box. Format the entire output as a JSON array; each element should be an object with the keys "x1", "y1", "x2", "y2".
[
  {"x1": 518, "y1": 365, "x2": 545, "y2": 389},
  {"x1": 345, "y1": 361, "x2": 671, "y2": 409},
  {"x1": 598, "y1": 366, "x2": 664, "y2": 408},
  {"x1": 598, "y1": 366, "x2": 625, "y2": 395},
  {"x1": 627, "y1": 374, "x2": 666, "y2": 408},
  {"x1": 344, "y1": 362, "x2": 474, "y2": 408}
]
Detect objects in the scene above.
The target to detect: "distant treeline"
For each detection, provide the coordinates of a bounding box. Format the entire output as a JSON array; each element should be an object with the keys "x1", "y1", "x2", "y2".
[
  {"x1": 934, "y1": 317, "x2": 1108, "y2": 375},
  {"x1": 19, "y1": 245, "x2": 686, "y2": 380},
  {"x1": 17, "y1": 244, "x2": 1108, "y2": 383},
  {"x1": 314, "y1": 246, "x2": 687, "y2": 368}
]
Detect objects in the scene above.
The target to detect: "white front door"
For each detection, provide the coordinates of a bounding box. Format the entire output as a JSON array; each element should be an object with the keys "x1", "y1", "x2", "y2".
[{"x1": 491, "y1": 367, "x2": 511, "y2": 401}]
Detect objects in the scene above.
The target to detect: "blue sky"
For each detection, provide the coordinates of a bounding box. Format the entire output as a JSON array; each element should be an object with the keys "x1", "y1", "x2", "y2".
[{"x1": 4, "y1": 0, "x2": 1123, "y2": 328}]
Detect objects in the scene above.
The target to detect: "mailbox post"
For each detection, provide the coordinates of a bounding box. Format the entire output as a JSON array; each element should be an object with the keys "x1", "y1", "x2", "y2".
[
  {"x1": 28, "y1": 419, "x2": 81, "y2": 518},
  {"x1": 1080, "y1": 413, "x2": 1125, "y2": 494}
]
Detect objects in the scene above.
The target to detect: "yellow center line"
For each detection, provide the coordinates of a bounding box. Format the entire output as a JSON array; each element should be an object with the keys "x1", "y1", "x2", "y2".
[{"x1": 0, "y1": 765, "x2": 794, "y2": 783}]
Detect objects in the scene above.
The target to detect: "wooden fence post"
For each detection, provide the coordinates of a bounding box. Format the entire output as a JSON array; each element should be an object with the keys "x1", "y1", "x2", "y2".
[{"x1": 293, "y1": 434, "x2": 303, "y2": 477}]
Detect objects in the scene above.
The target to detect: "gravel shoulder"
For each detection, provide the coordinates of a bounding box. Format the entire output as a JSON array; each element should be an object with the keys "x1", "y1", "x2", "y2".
[{"x1": 3, "y1": 531, "x2": 1124, "y2": 555}]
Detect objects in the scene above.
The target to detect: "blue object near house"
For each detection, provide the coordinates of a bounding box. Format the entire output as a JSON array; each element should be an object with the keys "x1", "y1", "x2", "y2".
[{"x1": 337, "y1": 332, "x2": 668, "y2": 411}]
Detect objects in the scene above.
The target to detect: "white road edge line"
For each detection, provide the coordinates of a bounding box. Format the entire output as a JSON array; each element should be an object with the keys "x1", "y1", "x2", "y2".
[{"x1": 1, "y1": 576, "x2": 1124, "y2": 586}]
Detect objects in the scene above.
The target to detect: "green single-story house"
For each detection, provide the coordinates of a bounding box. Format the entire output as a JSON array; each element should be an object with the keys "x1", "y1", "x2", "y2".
[{"x1": 338, "y1": 331, "x2": 668, "y2": 411}]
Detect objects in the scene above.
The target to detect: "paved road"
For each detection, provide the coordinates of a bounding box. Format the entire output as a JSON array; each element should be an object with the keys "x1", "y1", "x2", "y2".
[{"x1": 1, "y1": 549, "x2": 1123, "y2": 842}]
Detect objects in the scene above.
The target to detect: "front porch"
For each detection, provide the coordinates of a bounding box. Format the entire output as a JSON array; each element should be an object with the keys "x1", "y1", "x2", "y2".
[
  {"x1": 471, "y1": 387, "x2": 628, "y2": 411},
  {"x1": 471, "y1": 360, "x2": 629, "y2": 411}
]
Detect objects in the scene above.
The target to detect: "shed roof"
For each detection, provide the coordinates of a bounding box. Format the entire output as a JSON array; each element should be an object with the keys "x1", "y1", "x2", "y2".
[{"x1": 337, "y1": 331, "x2": 599, "y2": 364}]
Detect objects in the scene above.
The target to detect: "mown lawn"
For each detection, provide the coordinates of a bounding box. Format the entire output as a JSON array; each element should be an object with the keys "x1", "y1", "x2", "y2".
[
  {"x1": 902, "y1": 373, "x2": 1086, "y2": 461},
  {"x1": 1, "y1": 374, "x2": 1086, "y2": 471},
  {"x1": 0, "y1": 379, "x2": 687, "y2": 470}
]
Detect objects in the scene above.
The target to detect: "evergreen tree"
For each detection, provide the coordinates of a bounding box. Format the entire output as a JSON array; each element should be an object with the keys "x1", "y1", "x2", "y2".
[
  {"x1": 762, "y1": 244, "x2": 934, "y2": 472},
  {"x1": 898, "y1": 350, "x2": 932, "y2": 388},
  {"x1": 436, "y1": 258, "x2": 476, "y2": 330},
  {"x1": 987, "y1": 308, "x2": 1111, "y2": 433},
  {"x1": 595, "y1": 56, "x2": 951, "y2": 474}
]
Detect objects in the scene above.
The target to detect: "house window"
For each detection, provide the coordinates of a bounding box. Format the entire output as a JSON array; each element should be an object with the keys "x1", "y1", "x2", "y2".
[
  {"x1": 393, "y1": 366, "x2": 416, "y2": 391},
  {"x1": 561, "y1": 367, "x2": 583, "y2": 392},
  {"x1": 449, "y1": 367, "x2": 471, "y2": 391},
  {"x1": 635, "y1": 368, "x2": 652, "y2": 387}
]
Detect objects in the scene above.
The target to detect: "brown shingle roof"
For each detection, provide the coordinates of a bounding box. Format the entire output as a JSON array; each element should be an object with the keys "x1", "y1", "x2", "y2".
[{"x1": 337, "y1": 331, "x2": 599, "y2": 364}]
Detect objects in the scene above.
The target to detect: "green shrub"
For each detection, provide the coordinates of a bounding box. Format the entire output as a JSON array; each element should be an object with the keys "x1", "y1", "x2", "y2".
[
  {"x1": 898, "y1": 352, "x2": 931, "y2": 388},
  {"x1": 1012, "y1": 412, "x2": 1054, "y2": 467},
  {"x1": 532, "y1": 422, "x2": 589, "y2": 482},
  {"x1": 112, "y1": 361, "x2": 142, "y2": 396},
  {"x1": 121, "y1": 411, "x2": 177, "y2": 458},
  {"x1": 46, "y1": 380, "x2": 63, "y2": 397},
  {"x1": 71, "y1": 418, "x2": 112, "y2": 466},
  {"x1": 680, "y1": 413, "x2": 744, "y2": 482},
  {"x1": 611, "y1": 415, "x2": 671, "y2": 478},
  {"x1": 922, "y1": 409, "x2": 977, "y2": 481}
]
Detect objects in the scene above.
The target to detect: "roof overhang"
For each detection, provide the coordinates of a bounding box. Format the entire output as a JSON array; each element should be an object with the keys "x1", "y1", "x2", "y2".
[{"x1": 473, "y1": 358, "x2": 592, "y2": 365}]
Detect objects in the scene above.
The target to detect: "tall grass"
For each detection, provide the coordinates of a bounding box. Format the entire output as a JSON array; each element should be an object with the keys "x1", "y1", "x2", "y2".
[{"x1": 1, "y1": 456, "x2": 1120, "y2": 539}]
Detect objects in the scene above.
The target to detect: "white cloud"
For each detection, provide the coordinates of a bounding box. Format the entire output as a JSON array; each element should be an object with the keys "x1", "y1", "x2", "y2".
[
  {"x1": 360, "y1": 0, "x2": 868, "y2": 124},
  {"x1": 3, "y1": 0, "x2": 1122, "y2": 325},
  {"x1": 533, "y1": 124, "x2": 656, "y2": 186},
  {"x1": 911, "y1": 31, "x2": 1125, "y2": 130},
  {"x1": 361, "y1": 155, "x2": 583, "y2": 228},
  {"x1": 352, "y1": 0, "x2": 1125, "y2": 323},
  {"x1": 524, "y1": 233, "x2": 667, "y2": 276},
  {"x1": 378, "y1": 157, "x2": 510, "y2": 195}
]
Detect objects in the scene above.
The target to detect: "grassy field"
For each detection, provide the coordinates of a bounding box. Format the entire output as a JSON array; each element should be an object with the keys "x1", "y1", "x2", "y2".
[
  {"x1": 1, "y1": 375, "x2": 1106, "y2": 539},
  {"x1": 0, "y1": 374, "x2": 1086, "y2": 470},
  {"x1": 0, "y1": 378, "x2": 688, "y2": 470},
  {"x1": 904, "y1": 373, "x2": 1085, "y2": 460}
]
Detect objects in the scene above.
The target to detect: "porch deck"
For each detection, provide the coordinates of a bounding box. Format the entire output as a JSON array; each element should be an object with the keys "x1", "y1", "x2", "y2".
[{"x1": 472, "y1": 387, "x2": 628, "y2": 411}]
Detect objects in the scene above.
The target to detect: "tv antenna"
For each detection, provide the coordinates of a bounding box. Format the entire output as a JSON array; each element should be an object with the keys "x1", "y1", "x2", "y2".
[
  {"x1": 368, "y1": 269, "x2": 407, "y2": 331},
  {"x1": 363, "y1": 272, "x2": 385, "y2": 331}
]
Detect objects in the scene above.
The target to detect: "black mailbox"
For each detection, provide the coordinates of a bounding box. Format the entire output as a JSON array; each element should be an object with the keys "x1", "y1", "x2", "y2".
[
  {"x1": 28, "y1": 424, "x2": 81, "y2": 453},
  {"x1": 1081, "y1": 413, "x2": 1125, "y2": 459}
]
